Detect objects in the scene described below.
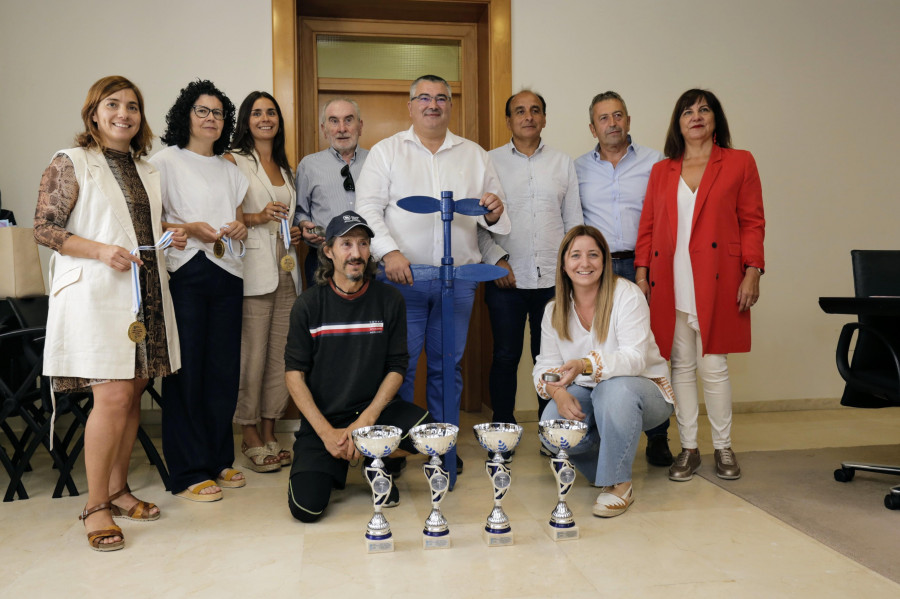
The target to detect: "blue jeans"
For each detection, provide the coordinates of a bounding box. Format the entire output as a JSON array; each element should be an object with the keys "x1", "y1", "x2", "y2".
[
  {"x1": 612, "y1": 256, "x2": 636, "y2": 282},
  {"x1": 540, "y1": 377, "x2": 674, "y2": 487},
  {"x1": 614, "y1": 256, "x2": 669, "y2": 440},
  {"x1": 381, "y1": 276, "x2": 478, "y2": 425},
  {"x1": 484, "y1": 284, "x2": 555, "y2": 423}
]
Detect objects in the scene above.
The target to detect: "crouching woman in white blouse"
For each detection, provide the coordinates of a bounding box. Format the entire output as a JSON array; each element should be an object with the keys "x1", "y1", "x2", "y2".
[{"x1": 534, "y1": 225, "x2": 674, "y2": 518}]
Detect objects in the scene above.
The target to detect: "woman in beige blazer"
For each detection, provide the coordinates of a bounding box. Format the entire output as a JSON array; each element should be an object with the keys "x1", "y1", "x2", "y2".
[
  {"x1": 226, "y1": 92, "x2": 300, "y2": 472},
  {"x1": 34, "y1": 76, "x2": 186, "y2": 551}
]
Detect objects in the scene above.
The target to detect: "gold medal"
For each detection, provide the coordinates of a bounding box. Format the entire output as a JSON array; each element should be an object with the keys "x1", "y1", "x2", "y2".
[
  {"x1": 280, "y1": 254, "x2": 295, "y2": 272},
  {"x1": 127, "y1": 321, "x2": 147, "y2": 343},
  {"x1": 213, "y1": 239, "x2": 225, "y2": 258}
]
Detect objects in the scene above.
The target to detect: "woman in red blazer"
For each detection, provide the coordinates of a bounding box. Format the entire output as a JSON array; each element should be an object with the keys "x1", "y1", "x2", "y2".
[{"x1": 635, "y1": 89, "x2": 765, "y2": 482}]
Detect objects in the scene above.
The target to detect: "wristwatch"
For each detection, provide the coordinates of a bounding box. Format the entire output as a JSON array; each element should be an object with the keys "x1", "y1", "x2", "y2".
[{"x1": 581, "y1": 357, "x2": 593, "y2": 376}]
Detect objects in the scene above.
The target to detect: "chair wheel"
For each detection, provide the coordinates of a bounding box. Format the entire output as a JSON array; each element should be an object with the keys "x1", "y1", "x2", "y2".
[
  {"x1": 884, "y1": 494, "x2": 900, "y2": 510},
  {"x1": 833, "y1": 467, "x2": 855, "y2": 482}
]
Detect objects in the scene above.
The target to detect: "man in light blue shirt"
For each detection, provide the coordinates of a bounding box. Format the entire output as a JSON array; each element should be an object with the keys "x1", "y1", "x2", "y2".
[
  {"x1": 480, "y1": 90, "x2": 582, "y2": 428},
  {"x1": 295, "y1": 98, "x2": 369, "y2": 288},
  {"x1": 574, "y1": 91, "x2": 673, "y2": 466},
  {"x1": 575, "y1": 91, "x2": 662, "y2": 281}
]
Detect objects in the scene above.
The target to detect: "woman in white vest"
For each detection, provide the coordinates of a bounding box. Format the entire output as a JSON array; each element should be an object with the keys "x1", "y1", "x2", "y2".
[
  {"x1": 34, "y1": 76, "x2": 186, "y2": 551},
  {"x1": 225, "y1": 92, "x2": 300, "y2": 472},
  {"x1": 151, "y1": 80, "x2": 249, "y2": 503}
]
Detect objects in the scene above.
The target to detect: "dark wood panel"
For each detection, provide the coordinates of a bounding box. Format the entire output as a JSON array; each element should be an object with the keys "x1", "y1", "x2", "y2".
[{"x1": 299, "y1": 0, "x2": 488, "y2": 22}]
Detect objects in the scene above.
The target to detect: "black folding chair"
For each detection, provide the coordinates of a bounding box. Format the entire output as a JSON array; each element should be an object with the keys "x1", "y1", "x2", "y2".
[
  {"x1": 0, "y1": 327, "x2": 51, "y2": 501},
  {"x1": 4, "y1": 297, "x2": 171, "y2": 496}
]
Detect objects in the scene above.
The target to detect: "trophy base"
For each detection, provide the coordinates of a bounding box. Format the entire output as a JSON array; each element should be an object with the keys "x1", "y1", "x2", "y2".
[
  {"x1": 423, "y1": 531, "x2": 451, "y2": 550},
  {"x1": 482, "y1": 527, "x2": 514, "y2": 547},
  {"x1": 365, "y1": 534, "x2": 394, "y2": 554},
  {"x1": 547, "y1": 521, "x2": 579, "y2": 541}
]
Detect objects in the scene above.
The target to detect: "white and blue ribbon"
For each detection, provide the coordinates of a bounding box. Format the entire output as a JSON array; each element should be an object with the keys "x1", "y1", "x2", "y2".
[
  {"x1": 220, "y1": 224, "x2": 246, "y2": 258},
  {"x1": 130, "y1": 230, "x2": 175, "y2": 315},
  {"x1": 280, "y1": 215, "x2": 291, "y2": 251}
]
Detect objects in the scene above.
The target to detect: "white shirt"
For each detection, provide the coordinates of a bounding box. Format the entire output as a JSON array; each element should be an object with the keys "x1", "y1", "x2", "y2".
[
  {"x1": 674, "y1": 177, "x2": 698, "y2": 316},
  {"x1": 533, "y1": 278, "x2": 674, "y2": 402},
  {"x1": 355, "y1": 127, "x2": 510, "y2": 265},
  {"x1": 151, "y1": 146, "x2": 249, "y2": 278},
  {"x1": 481, "y1": 140, "x2": 582, "y2": 288}
]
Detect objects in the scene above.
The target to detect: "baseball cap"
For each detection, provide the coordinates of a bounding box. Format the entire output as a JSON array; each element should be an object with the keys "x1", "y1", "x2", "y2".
[{"x1": 325, "y1": 210, "x2": 374, "y2": 242}]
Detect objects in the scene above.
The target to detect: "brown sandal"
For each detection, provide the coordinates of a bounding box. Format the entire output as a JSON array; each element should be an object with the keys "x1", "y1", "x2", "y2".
[
  {"x1": 79, "y1": 503, "x2": 125, "y2": 552},
  {"x1": 109, "y1": 484, "x2": 160, "y2": 522}
]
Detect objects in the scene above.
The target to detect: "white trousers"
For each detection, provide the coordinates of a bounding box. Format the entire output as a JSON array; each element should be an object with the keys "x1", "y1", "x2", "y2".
[{"x1": 670, "y1": 310, "x2": 733, "y2": 449}]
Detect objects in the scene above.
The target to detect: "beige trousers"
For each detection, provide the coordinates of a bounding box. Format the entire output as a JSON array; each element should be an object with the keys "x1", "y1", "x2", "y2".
[{"x1": 234, "y1": 255, "x2": 297, "y2": 425}]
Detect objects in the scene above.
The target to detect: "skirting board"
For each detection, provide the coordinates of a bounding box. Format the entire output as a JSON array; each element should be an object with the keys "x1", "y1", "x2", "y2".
[{"x1": 512, "y1": 396, "x2": 845, "y2": 423}]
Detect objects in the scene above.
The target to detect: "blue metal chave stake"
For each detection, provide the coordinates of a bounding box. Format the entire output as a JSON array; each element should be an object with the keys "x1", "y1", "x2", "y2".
[{"x1": 397, "y1": 191, "x2": 506, "y2": 489}]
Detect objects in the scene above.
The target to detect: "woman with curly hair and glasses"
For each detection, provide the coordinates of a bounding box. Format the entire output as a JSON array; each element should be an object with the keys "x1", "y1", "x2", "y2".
[
  {"x1": 34, "y1": 75, "x2": 187, "y2": 550},
  {"x1": 225, "y1": 91, "x2": 300, "y2": 473},
  {"x1": 151, "y1": 80, "x2": 249, "y2": 502}
]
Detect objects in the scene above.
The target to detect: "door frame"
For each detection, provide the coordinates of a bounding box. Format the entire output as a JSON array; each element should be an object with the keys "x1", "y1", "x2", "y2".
[{"x1": 298, "y1": 18, "x2": 478, "y2": 158}]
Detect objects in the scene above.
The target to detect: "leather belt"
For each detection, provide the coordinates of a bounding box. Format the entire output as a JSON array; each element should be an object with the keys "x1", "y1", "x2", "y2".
[{"x1": 610, "y1": 250, "x2": 635, "y2": 260}]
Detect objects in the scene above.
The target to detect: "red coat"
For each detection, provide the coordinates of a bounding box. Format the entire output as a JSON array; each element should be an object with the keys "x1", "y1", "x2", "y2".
[{"x1": 635, "y1": 145, "x2": 765, "y2": 358}]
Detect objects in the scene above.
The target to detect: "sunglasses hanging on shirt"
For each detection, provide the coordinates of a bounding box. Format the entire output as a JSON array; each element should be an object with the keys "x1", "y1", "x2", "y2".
[{"x1": 341, "y1": 164, "x2": 355, "y2": 192}]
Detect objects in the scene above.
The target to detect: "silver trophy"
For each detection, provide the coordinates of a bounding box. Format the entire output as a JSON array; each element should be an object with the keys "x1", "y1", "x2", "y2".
[
  {"x1": 409, "y1": 423, "x2": 459, "y2": 550},
  {"x1": 351, "y1": 425, "x2": 402, "y2": 553},
  {"x1": 473, "y1": 422, "x2": 523, "y2": 546},
  {"x1": 538, "y1": 419, "x2": 589, "y2": 541}
]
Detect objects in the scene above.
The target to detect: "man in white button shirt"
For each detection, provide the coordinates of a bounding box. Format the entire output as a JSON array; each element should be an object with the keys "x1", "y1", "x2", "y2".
[
  {"x1": 479, "y1": 90, "x2": 582, "y2": 427},
  {"x1": 356, "y1": 74, "x2": 510, "y2": 473}
]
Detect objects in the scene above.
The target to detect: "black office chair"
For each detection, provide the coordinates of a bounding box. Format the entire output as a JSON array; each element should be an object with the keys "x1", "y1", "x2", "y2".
[{"x1": 831, "y1": 250, "x2": 900, "y2": 509}]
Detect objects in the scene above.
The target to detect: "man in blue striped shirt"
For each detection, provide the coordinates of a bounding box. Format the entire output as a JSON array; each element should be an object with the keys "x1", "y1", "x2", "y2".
[{"x1": 480, "y1": 90, "x2": 583, "y2": 428}]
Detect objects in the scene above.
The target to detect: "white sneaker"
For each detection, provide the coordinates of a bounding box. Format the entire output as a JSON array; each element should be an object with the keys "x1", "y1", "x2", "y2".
[{"x1": 592, "y1": 485, "x2": 634, "y2": 518}]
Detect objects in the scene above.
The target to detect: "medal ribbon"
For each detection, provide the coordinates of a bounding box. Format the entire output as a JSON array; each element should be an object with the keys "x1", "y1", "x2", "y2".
[
  {"x1": 130, "y1": 230, "x2": 174, "y2": 315},
  {"x1": 220, "y1": 224, "x2": 246, "y2": 258},
  {"x1": 280, "y1": 215, "x2": 291, "y2": 251}
]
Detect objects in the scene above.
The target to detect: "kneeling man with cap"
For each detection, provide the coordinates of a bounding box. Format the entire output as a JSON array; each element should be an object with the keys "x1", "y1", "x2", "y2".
[{"x1": 285, "y1": 211, "x2": 431, "y2": 522}]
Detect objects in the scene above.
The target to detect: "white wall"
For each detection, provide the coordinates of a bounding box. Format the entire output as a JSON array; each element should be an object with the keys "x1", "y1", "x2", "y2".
[
  {"x1": 0, "y1": 0, "x2": 272, "y2": 235},
  {"x1": 2, "y1": 0, "x2": 898, "y2": 409},
  {"x1": 510, "y1": 0, "x2": 900, "y2": 407}
]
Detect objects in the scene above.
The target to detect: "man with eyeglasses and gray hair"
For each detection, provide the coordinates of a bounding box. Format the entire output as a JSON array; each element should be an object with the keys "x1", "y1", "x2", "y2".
[
  {"x1": 356, "y1": 74, "x2": 510, "y2": 474},
  {"x1": 295, "y1": 98, "x2": 368, "y2": 289},
  {"x1": 574, "y1": 90, "x2": 673, "y2": 467}
]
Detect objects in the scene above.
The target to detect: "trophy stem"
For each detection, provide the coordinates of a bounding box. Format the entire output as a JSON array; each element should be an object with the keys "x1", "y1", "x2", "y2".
[
  {"x1": 421, "y1": 459, "x2": 451, "y2": 549},
  {"x1": 363, "y1": 463, "x2": 394, "y2": 553},
  {"x1": 483, "y1": 457, "x2": 514, "y2": 546},
  {"x1": 547, "y1": 453, "x2": 580, "y2": 541}
]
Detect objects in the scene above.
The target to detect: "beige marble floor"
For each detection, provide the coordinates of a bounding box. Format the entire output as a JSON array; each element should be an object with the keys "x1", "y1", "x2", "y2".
[{"x1": 1, "y1": 407, "x2": 899, "y2": 598}]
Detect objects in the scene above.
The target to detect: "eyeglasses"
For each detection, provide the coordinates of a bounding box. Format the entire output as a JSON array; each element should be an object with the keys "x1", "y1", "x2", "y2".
[
  {"x1": 191, "y1": 105, "x2": 225, "y2": 120},
  {"x1": 411, "y1": 94, "x2": 450, "y2": 106},
  {"x1": 341, "y1": 164, "x2": 355, "y2": 192}
]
